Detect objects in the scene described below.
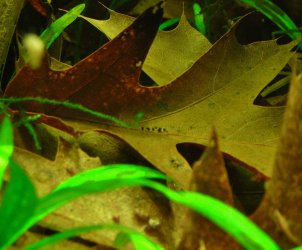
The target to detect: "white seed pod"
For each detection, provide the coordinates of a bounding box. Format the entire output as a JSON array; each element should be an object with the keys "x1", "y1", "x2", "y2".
[{"x1": 23, "y1": 33, "x2": 45, "y2": 69}]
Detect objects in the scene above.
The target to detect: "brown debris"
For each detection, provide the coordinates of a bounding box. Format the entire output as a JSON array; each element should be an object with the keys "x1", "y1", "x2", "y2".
[
  {"x1": 177, "y1": 129, "x2": 240, "y2": 250},
  {"x1": 252, "y1": 64, "x2": 302, "y2": 249}
]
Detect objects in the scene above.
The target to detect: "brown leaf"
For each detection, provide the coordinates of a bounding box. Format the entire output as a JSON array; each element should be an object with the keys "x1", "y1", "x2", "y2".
[
  {"x1": 252, "y1": 63, "x2": 302, "y2": 249},
  {"x1": 4, "y1": 6, "x2": 295, "y2": 189},
  {"x1": 189, "y1": 128, "x2": 233, "y2": 203},
  {"x1": 63, "y1": 24, "x2": 294, "y2": 188},
  {"x1": 4, "y1": 2, "x2": 163, "y2": 118},
  {"x1": 82, "y1": 8, "x2": 211, "y2": 85},
  {"x1": 12, "y1": 138, "x2": 177, "y2": 249},
  {"x1": 177, "y1": 129, "x2": 238, "y2": 250},
  {"x1": 13, "y1": 138, "x2": 101, "y2": 196}
]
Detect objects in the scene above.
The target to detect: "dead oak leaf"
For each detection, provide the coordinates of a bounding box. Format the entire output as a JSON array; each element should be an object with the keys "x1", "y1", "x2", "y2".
[
  {"x1": 4, "y1": 3, "x2": 164, "y2": 118},
  {"x1": 63, "y1": 24, "x2": 294, "y2": 188},
  {"x1": 81, "y1": 6, "x2": 211, "y2": 85},
  {"x1": 4, "y1": 4, "x2": 295, "y2": 188},
  {"x1": 12, "y1": 139, "x2": 101, "y2": 196},
  {"x1": 177, "y1": 129, "x2": 237, "y2": 250},
  {"x1": 12, "y1": 139, "x2": 176, "y2": 249}
]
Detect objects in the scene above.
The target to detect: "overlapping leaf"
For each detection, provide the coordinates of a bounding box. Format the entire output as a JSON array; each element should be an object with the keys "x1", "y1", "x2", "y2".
[
  {"x1": 81, "y1": 5, "x2": 211, "y2": 85},
  {"x1": 12, "y1": 140, "x2": 176, "y2": 249},
  {"x1": 4, "y1": 3, "x2": 295, "y2": 189}
]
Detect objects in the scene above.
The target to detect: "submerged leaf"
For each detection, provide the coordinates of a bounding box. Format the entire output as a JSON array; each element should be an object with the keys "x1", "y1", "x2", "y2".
[
  {"x1": 40, "y1": 4, "x2": 86, "y2": 49},
  {"x1": 0, "y1": 116, "x2": 13, "y2": 189},
  {"x1": 0, "y1": 161, "x2": 37, "y2": 249},
  {"x1": 178, "y1": 129, "x2": 235, "y2": 249},
  {"x1": 252, "y1": 66, "x2": 302, "y2": 248},
  {"x1": 4, "y1": 8, "x2": 295, "y2": 187},
  {"x1": 81, "y1": 8, "x2": 211, "y2": 85}
]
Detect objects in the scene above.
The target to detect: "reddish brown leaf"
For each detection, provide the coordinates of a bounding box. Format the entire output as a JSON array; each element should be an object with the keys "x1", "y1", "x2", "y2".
[
  {"x1": 4, "y1": 2, "x2": 164, "y2": 121},
  {"x1": 189, "y1": 128, "x2": 233, "y2": 203},
  {"x1": 177, "y1": 129, "x2": 238, "y2": 250},
  {"x1": 28, "y1": 0, "x2": 49, "y2": 17}
]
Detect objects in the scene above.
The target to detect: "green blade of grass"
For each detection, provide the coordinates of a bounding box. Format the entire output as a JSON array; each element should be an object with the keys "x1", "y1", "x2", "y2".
[
  {"x1": 10, "y1": 164, "x2": 167, "y2": 244},
  {"x1": 35, "y1": 165, "x2": 167, "y2": 219},
  {"x1": 0, "y1": 161, "x2": 38, "y2": 250},
  {"x1": 239, "y1": 0, "x2": 301, "y2": 43},
  {"x1": 38, "y1": 167, "x2": 279, "y2": 250},
  {"x1": 115, "y1": 231, "x2": 164, "y2": 250},
  {"x1": 53, "y1": 164, "x2": 166, "y2": 190},
  {"x1": 0, "y1": 116, "x2": 13, "y2": 190},
  {"x1": 36, "y1": 175, "x2": 280, "y2": 250},
  {"x1": 132, "y1": 180, "x2": 281, "y2": 250},
  {"x1": 0, "y1": 97, "x2": 130, "y2": 128},
  {"x1": 40, "y1": 4, "x2": 86, "y2": 49},
  {"x1": 159, "y1": 17, "x2": 180, "y2": 30},
  {"x1": 193, "y1": 3, "x2": 206, "y2": 35},
  {"x1": 174, "y1": 193, "x2": 279, "y2": 250},
  {"x1": 0, "y1": 164, "x2": 280, "y2": 250},
  {"x1": 25, "y1": 224, "x2": 163, "y2": 250}
]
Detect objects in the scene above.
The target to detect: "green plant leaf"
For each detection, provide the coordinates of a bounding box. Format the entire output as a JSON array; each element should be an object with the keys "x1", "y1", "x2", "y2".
[
  {"x1": 40, "y1": 4, "x2": 86, "y2": 49},
  {"x1": 0, "y1": 161, "x2": 38, "y2": 250},
  {"x1": 36, "y1": 174, "x2": 280, "y2": 250},
  {"x1": 128, "y1": 180, "x2": 281, "y2": 250},
  {"x1": 292, "y1": 247, "x2": 302, "y2": 250},
  {"x1": 0, "y1": 163, "x2": 279, "y2": 250},
  {"x1": 115, "y1": 231, "x2": 164, "y2": 250},
  {"x1": 159, "y1": 17, "x2": 180, "y2": 30},
  {"x1": 239, "y1": 0, "x2": 301, "y2": 45},
  {"x1": 0, "y1": 116, "x2": 13, "y2": 190},
  {"x1": 25, "y1": 224, "x2": 163, "y2": 250},
  {"x1": 12, "y1": 164, "x2": 167, "y2": 241},
  {"x1": 35, "y1": 165, "x2": 167, "y2": 219},
  {"x1": 193, "y1": 3, "x2": 206, "y2": 35},
  {"x1": 0, "y1": 97, "x2": 130, "y2": 128}
]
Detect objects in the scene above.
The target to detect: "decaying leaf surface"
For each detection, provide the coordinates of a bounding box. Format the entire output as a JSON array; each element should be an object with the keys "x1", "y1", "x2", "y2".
[
  {"x1": 177, "y1": 129, "x2": 238, "y2": 250},
  {"x1": 81, "y1": 7, "x2": 211, "y2": 85},
  {"x1": 12, "y1": 139, "x2": 101, "y2": 196},
  {"x1": 66, "y1": 29, "x2": 294, "y2": 187},
  {"x1": 189, "y1": 129, "x2": 233, "y2": 204},
  {"x1": 251, "y1": 66, "x2": 302, "y2": 249},
  {"x1": 4, "y1": 3, "x2": 295, "y2": 188},
  {"x1": 4, "y1": 3, "x2": 163, "y2": 115},
  {"x1": 12, "y1": 139, "x2": 177, "y2": 249}
]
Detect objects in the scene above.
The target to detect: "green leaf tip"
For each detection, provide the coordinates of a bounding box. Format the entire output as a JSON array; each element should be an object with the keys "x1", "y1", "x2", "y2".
[
  {"x1": 40, "y1": 3, "x2": 86, "y2": 48},
  {"x1": 0, "y1": 116, "x2": 13, "y2": 190},
  {"x1": 239, "y1": 0, "x2": 301, "y2": 47}
]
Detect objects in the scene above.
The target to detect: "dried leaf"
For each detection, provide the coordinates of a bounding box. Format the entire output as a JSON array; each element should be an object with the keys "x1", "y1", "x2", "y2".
[
  {"x1": 252, "y1": 66, "x2": 302, "y2": 249},
  {"x1": 12, "y1": 138, "x2": 176, "y2": 249},
  {"x1": 81, "y1": 6, "x2": 211, "y2": 85},
  {"x1": 4, "y1": 7, "x2": 295, "y2": 189},
  {"x1": 177, "y1": 129, "x2": 237, "y2": 250}
]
